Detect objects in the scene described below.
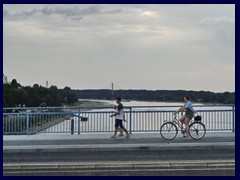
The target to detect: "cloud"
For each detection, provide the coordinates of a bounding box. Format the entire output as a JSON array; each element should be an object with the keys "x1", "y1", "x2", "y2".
[
  {"x1": 140, "y1": 11, "x2": 157, "y2": 18},
  {"x1": 71, "y1": 16, "x2": 84, "y2": 21},
  {"x1": 3, "y1": 9, "x2": 8, "y2": 17},
  {"x1": 3, "y1": 8, "x2": 37, "y2": 19},
  {"x1": 106, "y1": 9, "x2": 122, "y2": 14},
  {"x1": 3, "y1": 5, "x2": 122, "y2": 21},
  {"x1": 198, "y1": 17, "x2": 234, "y2": 26}
]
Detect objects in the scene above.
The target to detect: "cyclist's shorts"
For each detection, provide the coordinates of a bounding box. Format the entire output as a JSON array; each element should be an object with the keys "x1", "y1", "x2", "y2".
[{"x1": 185, "y1": 111, "x2": 194, "y2": 121}]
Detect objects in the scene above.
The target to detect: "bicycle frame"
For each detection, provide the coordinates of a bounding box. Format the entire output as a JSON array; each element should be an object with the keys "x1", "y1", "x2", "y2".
[
  {"x1": 169, "y1": 113, "x2": 197, "y2": 134},
  {"x1": 170, "y1": 114, "x2": 185, "y2": 133}
]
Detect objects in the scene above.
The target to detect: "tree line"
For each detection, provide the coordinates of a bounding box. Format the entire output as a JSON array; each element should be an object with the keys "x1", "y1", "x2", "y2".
[
  {"x1": 3, "y1": 78, "x2": 235, "y2": 107},
  {"x1": 3, "y1": 79, "x2": 78, "y2": 107},
  {"x1": 72, "y1": 89, "x2": 235, "y2": 104}
]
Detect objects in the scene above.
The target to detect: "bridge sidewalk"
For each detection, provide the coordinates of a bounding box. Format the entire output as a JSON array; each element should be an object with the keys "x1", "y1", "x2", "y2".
[{"x1": 3, "y1": 132, "x2": 235, "y2": 153}]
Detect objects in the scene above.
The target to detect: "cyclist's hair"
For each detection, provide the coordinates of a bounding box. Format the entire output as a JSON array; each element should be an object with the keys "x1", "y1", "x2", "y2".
[
  {"x1": 185, "y1": 96, "x2": 190, "y2": 101},
  {"x1": 116, "y1": 97, "x2": 122, "y2": 101}
]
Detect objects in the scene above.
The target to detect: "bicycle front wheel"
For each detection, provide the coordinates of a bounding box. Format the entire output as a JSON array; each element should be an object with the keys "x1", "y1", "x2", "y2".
[
  {"x1": 189, "y1": 122, "x2": 206, "y2": 140},
  {"x1": 160, "y1": 122, "x2": 178, "y2": 140}
]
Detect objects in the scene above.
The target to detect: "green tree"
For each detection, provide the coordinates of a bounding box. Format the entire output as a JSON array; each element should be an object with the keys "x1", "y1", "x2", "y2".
[{"x1": 11, "y1": 79, "x2": 21, "y2": 88}]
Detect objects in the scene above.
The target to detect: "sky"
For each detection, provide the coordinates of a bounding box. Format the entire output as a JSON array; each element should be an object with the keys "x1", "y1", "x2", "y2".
[{"x1": 3, "y1": 4, "x2": 235, "y2": 92}]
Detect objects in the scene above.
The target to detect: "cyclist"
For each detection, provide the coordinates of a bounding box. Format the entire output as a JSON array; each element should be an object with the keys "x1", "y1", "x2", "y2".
[{"x1": 176, "y1": 96, "x2": 196, "y2": 138}]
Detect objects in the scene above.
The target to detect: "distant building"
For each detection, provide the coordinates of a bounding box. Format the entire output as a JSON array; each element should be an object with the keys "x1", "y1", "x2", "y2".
[{"x1": 3, "y1": 74, "x2": 8, "y2": 84}]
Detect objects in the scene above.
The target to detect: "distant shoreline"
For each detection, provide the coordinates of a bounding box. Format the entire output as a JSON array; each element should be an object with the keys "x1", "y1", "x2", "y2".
[{"x1": 72, "y1": 99, "x2": 114, "y2": 107}]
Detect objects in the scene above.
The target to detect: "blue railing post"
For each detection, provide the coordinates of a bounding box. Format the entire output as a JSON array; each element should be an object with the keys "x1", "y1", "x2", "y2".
[
  {"x1": 26, "y1": 112, "x2": 30, "y2": 135},
  {"x1": 232, "y1": 105, "x2": 235, "y2": 132},
  {"x1": 71, "y1": 118, "x2": 74, "y2": 135},
  {"x1": 129, "y1": 107, "x2": 132, "y2": 134},
  {"x1": 78, "y1": 108, "x2": 81, "y2": 135}
]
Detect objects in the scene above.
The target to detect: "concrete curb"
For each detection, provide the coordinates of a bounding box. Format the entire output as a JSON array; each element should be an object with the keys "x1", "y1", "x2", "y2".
[
  {"x1": 3, "y1": 142, "x2": 235, "y2": 153},
  {"x1": 3, "y1": 160, "x2": 235, "y2": 171}
]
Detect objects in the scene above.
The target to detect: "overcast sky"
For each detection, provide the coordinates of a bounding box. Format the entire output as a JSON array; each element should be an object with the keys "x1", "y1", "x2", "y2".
[{"x1": 3, "y1": 4, "x2": 235, "y2": 92}]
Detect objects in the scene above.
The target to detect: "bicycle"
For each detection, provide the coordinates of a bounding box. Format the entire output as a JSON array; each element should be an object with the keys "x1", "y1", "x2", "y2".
[{"x1": 160, "y1": 112, "x2": 206, "y2": 140}]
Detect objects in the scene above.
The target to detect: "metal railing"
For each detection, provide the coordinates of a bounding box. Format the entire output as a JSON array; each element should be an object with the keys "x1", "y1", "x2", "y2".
[{"x1": 3, "y1": 105, "x2": 235, "y2": 135}]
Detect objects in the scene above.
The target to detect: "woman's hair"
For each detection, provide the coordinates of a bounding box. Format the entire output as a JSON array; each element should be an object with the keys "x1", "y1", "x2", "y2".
[{"x1": 185, "y1": 96, "x2": 190, "y2": 101}]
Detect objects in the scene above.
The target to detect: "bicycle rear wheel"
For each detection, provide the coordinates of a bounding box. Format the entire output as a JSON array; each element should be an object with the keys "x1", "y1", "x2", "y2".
[
  {"x1": 189, "y1": 121, "x2": 206, "y2": 140},
  {"x1": 160, "y1": 122, "x2": 178, "y2": 140}
]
